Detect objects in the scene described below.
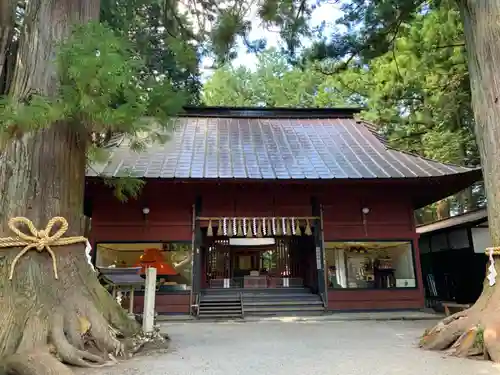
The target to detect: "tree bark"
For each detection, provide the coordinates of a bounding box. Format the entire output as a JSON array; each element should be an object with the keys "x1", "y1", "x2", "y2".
[
  {"x1": 436, "y1": 199, "x2": 450, "y2": 220},
  {"x1": 461, "y1": 1, "x2": 500, "y2": 242},
  {"x1": 0, "y1": 0, "x2": 16, "y2": 93},
  {"x1": 0, "y1": 1, "x2": 143, "y2": 373},
  {"x1": 421, "y1": 0, "x2": 500, "y2": 361}
]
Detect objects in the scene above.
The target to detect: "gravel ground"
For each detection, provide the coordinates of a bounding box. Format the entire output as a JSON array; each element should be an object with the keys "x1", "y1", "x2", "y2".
[{"x1": 80, "y1": 319, "x2": 500, "y2": 375}]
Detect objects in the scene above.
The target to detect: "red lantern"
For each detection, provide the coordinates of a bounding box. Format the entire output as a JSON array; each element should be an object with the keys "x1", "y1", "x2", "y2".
[{"x1": 134, "y1": 248, "x2": 178, "y2": 276}]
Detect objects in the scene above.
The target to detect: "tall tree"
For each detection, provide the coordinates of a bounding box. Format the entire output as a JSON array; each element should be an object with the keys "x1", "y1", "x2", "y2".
[
  {"x1": 308, "y1": 0, "x2": 500, "y2": 361},
  {"x1": 204, "y1": 12, "x2": 484, "y2": 221},
  {"x1": 312, "y1": 5, "x2": 484, "y2": 220},
  {"x1": 0, "y1": 1, "x2": 321, "y2": 373},
  {"x1": 203, "y1": 49, "x2": 329, "y2": 107}
]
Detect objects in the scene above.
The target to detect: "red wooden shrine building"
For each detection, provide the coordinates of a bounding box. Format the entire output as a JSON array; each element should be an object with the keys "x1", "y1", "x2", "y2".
[{"x1": 85, "y1": 107, "x2": 481, "y2": 316}]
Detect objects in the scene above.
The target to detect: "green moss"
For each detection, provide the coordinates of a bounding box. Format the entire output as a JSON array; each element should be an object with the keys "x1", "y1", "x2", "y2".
[{"x1": 474, "y1": 326, "x2": 484, "y2": 348}]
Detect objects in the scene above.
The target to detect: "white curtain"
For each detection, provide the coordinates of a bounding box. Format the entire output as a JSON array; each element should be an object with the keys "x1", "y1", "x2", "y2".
[{"x1": 335, "y1": 250, "x2": 347, "y2": 288}]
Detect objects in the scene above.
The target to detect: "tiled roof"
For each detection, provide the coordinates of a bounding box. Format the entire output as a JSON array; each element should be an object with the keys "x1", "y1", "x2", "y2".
[{"x1": 87, "y1": 109, "x2": 479, "y2": 180}]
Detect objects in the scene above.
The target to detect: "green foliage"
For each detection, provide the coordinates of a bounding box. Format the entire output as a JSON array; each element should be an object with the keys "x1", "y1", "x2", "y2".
[
  {"x1": 327, "y1": 5, "x2": 476, "y2": 165},
  {"x1": 102, "y1": 175, "x2": 146, "y2": 202},
  {"x1": 307, "y1": 0, "x2": 425, "y2": 64},
  {"x1": 0, "y1": 95, "x2": 64, "y2": 134},
  {"x1": 203, "y1": 49, "x2": 334, "y2": 107},
  {"x1": 1, "y1": 21, "x2": 186, "y2": 140},
  {"x1": 61, "y1": 22, "x2": 185, "y2": 129},
  {"x1": 100, "y1": 0, "x2": 201, "y2": 103},
  {"x1": 203, "y1": 4, "x2": 484, "y2": 219}
]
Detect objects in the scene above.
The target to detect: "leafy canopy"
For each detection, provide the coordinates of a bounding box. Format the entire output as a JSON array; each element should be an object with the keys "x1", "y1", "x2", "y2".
[
  {"x1": 1, "y1": 21, "x2": 185, "y2": 142},
  {"x1": 203, "y1": 3, "x2": 483, "y2": 219}
]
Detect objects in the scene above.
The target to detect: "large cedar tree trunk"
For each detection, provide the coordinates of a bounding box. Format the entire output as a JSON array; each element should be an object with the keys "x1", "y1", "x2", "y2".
[
  {"x1": 0, "y1": 1, "x2": 140, "y2": 374},
  {"x1": 420, "y1": 0, "x2": 500, "y2": 361}
]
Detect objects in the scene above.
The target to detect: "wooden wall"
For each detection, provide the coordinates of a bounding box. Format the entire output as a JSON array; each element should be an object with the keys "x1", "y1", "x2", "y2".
[
  {"x1": 133, "y1": 293, "x2": 190, "y2": 314},
  {"x1": 88, "y1": 180, "x2": 424, "y2": 313}
]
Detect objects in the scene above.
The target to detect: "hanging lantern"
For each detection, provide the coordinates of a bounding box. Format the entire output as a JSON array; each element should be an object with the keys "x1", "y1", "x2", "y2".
[
  {"x1": 207, "y1": 219, "x2": 213, "y2": 237},
  {"x1": 256, "y1": 218, "x2": 263, "y2": 237},
  {"x1": 305, "y1": 219, "x2": 313, "y2": 236},
  {"x1": 217, "y1": 219, "x2": 223, "y2": 236},
  {"x1": 237, "y1": 219, "x2": 243, "y2": 237},
  {"x1": 246, "y1": 219, "x2": 253, "y2": 238}
]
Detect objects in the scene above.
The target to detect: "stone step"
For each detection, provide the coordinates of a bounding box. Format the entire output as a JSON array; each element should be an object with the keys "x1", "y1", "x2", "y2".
[
  {"x1": 245, "y1": 310, "x2": 325, "y2": 318},
  {"x1": 200, "y1": 297, "x2": 241, "y2": 302},
  {"x1": 198, "y1": 314, "x2": 243, "y2": 319},
  {"x1": 200, "y1": 305, "x2": 243, "y2": 310},
  {"x1": 242, "y1": 294, "x2": 321, "y2": 301},
  {"x1": 244, "y1": 305, "x2": 324, "y2": 312},
  {"x1": 244, "y1": 300, "x2": 323, "y2": 307}
]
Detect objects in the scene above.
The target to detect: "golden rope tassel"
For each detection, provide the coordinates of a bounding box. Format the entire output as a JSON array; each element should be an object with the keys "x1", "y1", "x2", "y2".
[
  {"x1": 275, "y1": 218, "x2": 282, "y2": 236},
  {"x1": 266, "y1": 219, "x2": 272, "y2": 236},
  {"x1": 0, "y1": 217, "x2": 88, "y2": 280},
  {"x1": 228, "y1": 219, "x2": 233, "y2": 237},
  {"x1": 256, "y1": 219, "x2": 263, "y2": 238},
  {"x1": 285, "y1": 218, "x2": 292, "y2": 236},
  {"x1": 294, "y1": 219, "x2": 302, "y2": 236},
  {"x1": 207, "y1": 219, "x2": 213, "y2": 237},
  {"x1": 236, "y1": 219, "x2": 243, "y2": 237},
  {"x1": 217, "y1": 219, "x2": 223, "y2": 236},
  {"x1": 246, "y1": 219, "x2": 253, "y2": 238},
  {"x1": 305, "y1": 219, "x2": 313, "y2": 236}
]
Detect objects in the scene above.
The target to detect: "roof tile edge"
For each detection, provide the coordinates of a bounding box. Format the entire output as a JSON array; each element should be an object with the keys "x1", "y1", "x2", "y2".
[{"x1": 180, "y1": 106, "x2": 363, "y2": 119}]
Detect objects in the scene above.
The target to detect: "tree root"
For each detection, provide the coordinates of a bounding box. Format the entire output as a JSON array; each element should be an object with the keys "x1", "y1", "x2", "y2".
[
  {"x1": 4, "y1": 350, "x2": 74, "y2": 375},
  {"x1": 50, "y1": 311, "x2": 108, "y2": 368},
  {"x1": 420, "y1": 308, "x2": 500, "y2": 361},
  {"x1": 0, "y1": 244, "x2": 158, "y2": 375},
  {"x1": 447, "y1": 326, "x2": 482, "y2": 357}
]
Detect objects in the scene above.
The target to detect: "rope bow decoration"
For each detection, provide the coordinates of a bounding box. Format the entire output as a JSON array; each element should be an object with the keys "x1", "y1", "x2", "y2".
[{"x1": 0, "y1": 217, "x2": 88, "y2": 280}]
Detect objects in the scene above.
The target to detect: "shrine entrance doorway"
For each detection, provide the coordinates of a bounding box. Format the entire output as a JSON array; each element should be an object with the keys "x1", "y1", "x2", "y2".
[{"x1": 202, "y1": 235, "x2": 317, "y2": 291}]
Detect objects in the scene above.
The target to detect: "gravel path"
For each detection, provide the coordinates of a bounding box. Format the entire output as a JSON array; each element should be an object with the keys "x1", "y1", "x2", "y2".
[{"x1": 81, "y1": 319, "x2": 499, "y2": 375}]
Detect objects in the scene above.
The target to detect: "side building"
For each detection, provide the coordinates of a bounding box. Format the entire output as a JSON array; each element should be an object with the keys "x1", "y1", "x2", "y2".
[
  {"x1": 85, "y1": 107, "x2": 481, "y2": 317},
  {"x1": 417, "y1": 208, "x2": 489, "y2": 308}
]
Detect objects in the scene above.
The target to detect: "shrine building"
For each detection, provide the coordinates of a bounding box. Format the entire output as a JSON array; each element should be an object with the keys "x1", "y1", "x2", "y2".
[{"x1": 85, "y1": 107, "x2": 481, "y2": 318}]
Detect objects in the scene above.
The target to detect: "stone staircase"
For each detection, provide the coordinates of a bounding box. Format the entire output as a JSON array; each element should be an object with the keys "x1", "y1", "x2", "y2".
[
  {"x1": 198, "y1": 292, "x2": 243, "y2": 319},
  {"x1": 198, "y1": 287, "x2": 324, "y2": 319}
]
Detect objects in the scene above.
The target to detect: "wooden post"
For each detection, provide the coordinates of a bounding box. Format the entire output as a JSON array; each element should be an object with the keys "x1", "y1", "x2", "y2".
[
  {"x1": 311, "y1": 197, "x2": 328, "y2": 310},
  {"x1": 129, "y1": 287, "x2": 135, "y2": 316},
  {"x1": 142, "y1": 267, "x2": 157, "y2": 333}
]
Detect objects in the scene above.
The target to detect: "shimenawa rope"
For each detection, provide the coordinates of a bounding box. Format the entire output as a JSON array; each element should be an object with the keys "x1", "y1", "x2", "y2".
[
  {"x1": 0, "y1": 217, "x2": 88, "y2": 280},
  {"x1": 486, "y1": 246, "x2": 500, "y2": 256}
]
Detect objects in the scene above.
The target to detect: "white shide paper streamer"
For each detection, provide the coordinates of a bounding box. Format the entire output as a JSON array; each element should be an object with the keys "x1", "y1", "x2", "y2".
[
  {"x1": 488, "y1": 247, "x2": 497, "y2": 286},
  {"x1": 85, "y1": 240, "x2": 96, "y2": 272}
]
